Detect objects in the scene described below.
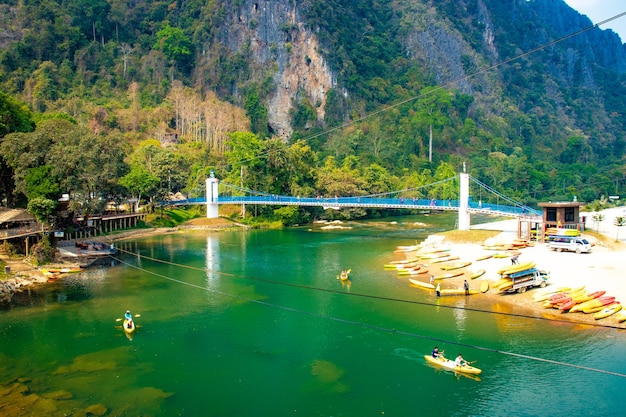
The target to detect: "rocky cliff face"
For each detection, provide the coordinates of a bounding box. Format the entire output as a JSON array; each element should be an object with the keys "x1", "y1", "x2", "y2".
[
  {"x1": 218, "y1": 1, "x2": 335, "y2": 138},
  {"x1": 214, "y1": 0, "x2": 626, "y2": 138}
]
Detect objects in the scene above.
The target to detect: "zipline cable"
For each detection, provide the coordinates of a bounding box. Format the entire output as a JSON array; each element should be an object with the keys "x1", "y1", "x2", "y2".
[{"x1": 108, "y1": 248, "x2": 626, "y2": 378}]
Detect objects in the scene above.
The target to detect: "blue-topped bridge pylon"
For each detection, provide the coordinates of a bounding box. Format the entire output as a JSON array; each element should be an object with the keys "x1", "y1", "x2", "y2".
[{"x1": 184, "y1": 171, "x2": 540, "y2": 230}]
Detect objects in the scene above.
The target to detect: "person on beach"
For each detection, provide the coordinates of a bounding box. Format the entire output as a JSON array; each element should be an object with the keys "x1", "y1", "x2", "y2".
[
  {"x1": 430, "y1": 275, "x2": 435, "y2": 285},
  {"x1": 511, "y1": 254, "x2": 519, "y2": 265},
  {"x1": 436, "y1": 282, "x2": 441, "y2": 297},
  {"x1": 464, "y1": 280, "x2": 470, "y2": 295},
  {"x1": 455, "y1": 354, "x2": 469, "y2": 367}
]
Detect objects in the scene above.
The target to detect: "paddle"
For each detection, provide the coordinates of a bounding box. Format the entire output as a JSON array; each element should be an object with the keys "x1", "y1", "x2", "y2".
[{"x1": 115, "y1": 314, "x2": 140, "y2": 322}]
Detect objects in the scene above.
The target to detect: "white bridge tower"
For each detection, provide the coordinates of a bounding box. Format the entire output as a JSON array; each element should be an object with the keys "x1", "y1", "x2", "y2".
[
  {"x1": 206, "y1": 171, "x2": 219, "y2": 218},
  {"x1": 458, "y1": 168, "x2": 470, "y2": 231}
]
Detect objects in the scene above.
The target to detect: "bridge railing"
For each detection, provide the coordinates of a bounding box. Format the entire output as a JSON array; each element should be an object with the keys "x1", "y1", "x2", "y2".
[{"x1": 164, "y1": 195, "x2": 537, "y2": 217}]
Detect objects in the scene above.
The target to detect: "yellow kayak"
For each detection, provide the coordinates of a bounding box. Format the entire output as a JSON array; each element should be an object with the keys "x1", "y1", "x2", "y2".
[
  {"x1": 593, "y1": 303, "x2": 622, "y2": 320},
  {"x1": 493, "y1": 277, "x2": 512, "y2": 288},
  {"x1": 434, "y1": 272, "x2": 464, "y2": 280},
  {"x1": 441, "y1": 261, "x2": 472, "y2": 271},
  {"x1": 439, "y1": 289, "x2": 479, "y2": 296},
  {"x1": 424, "y1": 355, "x2": 481, "y2": 375},
  {"x1": 532, "y1": 287, "x2": 572, "y2": 303},
  {"x1": 469, "y1": 269, "x2": 486, "y2": 279},
  {"x1": 384, "y1": 262, "x2": 419, "y2": 270},
  {"x1": 431, "y1": 256, "x2": 460, "y2": 264},
  {"x1": 409, "y1": 278, "x2": 435, "y2": 290},
  {"x1": 497, "y1": 261, "x2": 535, "y2": 275},
  {"x1": 570, "y1": 296, "x2": 614, "y2": 313},
  {"x1": 123, "y1": 319, "x2": 136, "y2": 335}
]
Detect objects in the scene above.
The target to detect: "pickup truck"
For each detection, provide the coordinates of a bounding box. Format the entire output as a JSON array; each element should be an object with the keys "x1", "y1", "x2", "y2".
[
  {"x1": 502, "y1": 268, "x2": 550, "y2": 294},
  {"x1": 548, "y1": 237, "x2": 592, "y2": 254}
]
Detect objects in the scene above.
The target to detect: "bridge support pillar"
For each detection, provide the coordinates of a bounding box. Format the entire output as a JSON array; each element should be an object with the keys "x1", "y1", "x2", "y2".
[
  {"x1": 458, "y1": 173, "x2": 470, "y2": 230},
  {"x1": 206, "y1": 171, "x2": 219, "y2": 218}
]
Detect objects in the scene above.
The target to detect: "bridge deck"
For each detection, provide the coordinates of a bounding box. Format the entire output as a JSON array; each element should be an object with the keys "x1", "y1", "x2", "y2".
[{"x1": 166, "y1": 196, "x2": 540, "y2": 217}]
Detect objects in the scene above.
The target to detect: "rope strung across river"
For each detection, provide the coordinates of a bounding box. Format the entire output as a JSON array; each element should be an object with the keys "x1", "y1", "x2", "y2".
[{"x1": 110, "y1": 248, "x2": 626, "y2": 379}]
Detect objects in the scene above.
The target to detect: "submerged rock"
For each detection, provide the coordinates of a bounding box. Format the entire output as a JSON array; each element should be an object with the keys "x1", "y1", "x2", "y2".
[{"x1": 84, "y1": 403, "x2": 107, "y2": 416}]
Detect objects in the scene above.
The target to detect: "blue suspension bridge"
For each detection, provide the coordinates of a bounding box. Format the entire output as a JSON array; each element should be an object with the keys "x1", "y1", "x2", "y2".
[{"x1": 167, "y1": 172, "x2": 540, "y2": 230}]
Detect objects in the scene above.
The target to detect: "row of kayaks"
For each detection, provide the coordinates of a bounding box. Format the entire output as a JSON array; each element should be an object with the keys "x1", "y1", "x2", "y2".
[
  {"x1": 387, "y1": 245, "x2": 488, "y2": 296},
  {"x1": 534, "y1": 286, "x2": 624, "y2": 321},
  {"x1": 482, "y1": 239, "x2": 530, "y2": 252},
  {"x1": 496, "y1": 261, "x2": 535, "y2": 276}
]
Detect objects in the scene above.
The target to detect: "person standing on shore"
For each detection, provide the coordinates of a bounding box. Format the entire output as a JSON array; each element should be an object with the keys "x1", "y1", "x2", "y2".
[
  {"x1": 436, "y1": 282, "x2": 441, "y2": 297},
  {"x1": 464, "y1": 280, "x2": 470, "y2": 295}
]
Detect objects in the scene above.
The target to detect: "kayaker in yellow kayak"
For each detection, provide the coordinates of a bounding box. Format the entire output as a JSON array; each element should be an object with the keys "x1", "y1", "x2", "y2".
[
  {"x1": 124, "y1": 310, "x2": 133, "y2": 328},
  {"x1": 431, "y1": 346, "x2": 443, "y2": 359},
  {"x1": 455, "y1": 354, "x2": 469, "y2": 367}
]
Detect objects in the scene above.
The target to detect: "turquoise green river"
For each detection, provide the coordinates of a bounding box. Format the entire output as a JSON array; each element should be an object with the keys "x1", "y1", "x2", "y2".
[{"x1": 1, "y1": 212, "x2": 626, "y2": 416}]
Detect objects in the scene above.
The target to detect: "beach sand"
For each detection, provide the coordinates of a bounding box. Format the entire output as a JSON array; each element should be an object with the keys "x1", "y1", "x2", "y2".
[{"x1": 402, "y1": 212, "x2": 626, "y2": 328}]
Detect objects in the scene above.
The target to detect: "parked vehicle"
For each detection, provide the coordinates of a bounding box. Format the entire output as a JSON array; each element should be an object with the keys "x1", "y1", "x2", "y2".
[
  {"x1": 495, "y1": 268, "x2": 550, "y2": 294},
  {"x1": 547, "y1": 236, "x2": 592, "y2": 254}
]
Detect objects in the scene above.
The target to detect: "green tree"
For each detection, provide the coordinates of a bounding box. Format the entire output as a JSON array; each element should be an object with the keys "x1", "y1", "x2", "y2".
[
  {"x1": 0, "y1": 118, "x2": 67, "y2": 197},
  {"x1": 29, "y1": 61, "x2": 59, "y2": 112},
  {"x1": 315, "y1": 156, "x2": 365, "y2": 198},
  {"x1": 0, "y1": 92, "x2": 35, "y2": 137},
  {"x1": 119, "y1": 165, "x2": 160, "y2": 212},
  {"x1": 27, "y1": 197, "x2": 57, "y2": 232},
  {"x1": 25, "y1": 166, "x2": 62, "y2": 200},
  {"x1": 224, "y1": 132, "x2": 265, "y2": 189},
  {"x1": 430, "y1": 162, "x2": 457, "y2": 200},
  {"x1": 243, "y1": 86, "x2": 269, "y2": 137},
  {"x1": 273, "y1": 205, "x2": 301, "y2": 226},
  {"x1": 154, "y1": 25, "x2": 193, "y2": 74},
  {"x1": 414, "y1": 87, "x2": 452, "y2": 162},
  {"x1": 0, "y1": 92, "x2": 35, "y2": 205},
  {"x1": 27, "y1": 197, "x2": 57, "y2": 263}
]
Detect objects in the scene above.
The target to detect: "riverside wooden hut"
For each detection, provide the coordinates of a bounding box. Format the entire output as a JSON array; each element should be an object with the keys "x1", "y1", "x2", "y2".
[{"x1": 537, "y1": 201, "x2": 586, "y2": 241}]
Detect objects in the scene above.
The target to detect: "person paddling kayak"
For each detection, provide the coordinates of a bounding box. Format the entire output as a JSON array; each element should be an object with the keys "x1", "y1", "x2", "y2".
[{"x1": 455, "y1": 354, "x2": 469, "y2": 367}]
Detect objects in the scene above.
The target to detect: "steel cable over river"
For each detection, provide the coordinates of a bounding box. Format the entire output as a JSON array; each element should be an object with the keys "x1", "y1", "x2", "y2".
[{"x1": 111, "y1": 247, "x2": 626, "y2": 379}]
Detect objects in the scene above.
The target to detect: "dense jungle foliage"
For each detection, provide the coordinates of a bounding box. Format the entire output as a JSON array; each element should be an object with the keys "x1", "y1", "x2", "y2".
[{"x1": 0, "y1": 0, "x2": 625, "y2": 226}]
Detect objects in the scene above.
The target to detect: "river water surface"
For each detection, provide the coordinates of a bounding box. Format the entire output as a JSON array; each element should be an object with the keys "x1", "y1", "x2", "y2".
[{"x1": 1, "y1": 212, "x2": 626, "y2": 416}]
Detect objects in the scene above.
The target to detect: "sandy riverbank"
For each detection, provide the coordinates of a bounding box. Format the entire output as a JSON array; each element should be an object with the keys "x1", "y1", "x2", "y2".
[{"x1": 397, "y1": 215, "x2": 626, "y2": 328}]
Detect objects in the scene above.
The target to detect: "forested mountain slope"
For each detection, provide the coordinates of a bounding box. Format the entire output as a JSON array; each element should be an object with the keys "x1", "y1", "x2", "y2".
[{"x1": 0, "y1": 0, "x2": 625, "y2": 220}]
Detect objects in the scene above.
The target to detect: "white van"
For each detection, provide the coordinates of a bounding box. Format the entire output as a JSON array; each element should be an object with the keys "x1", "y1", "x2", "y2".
[{"x1": 548, "y1": 237, "x2": 592, "y2": 254}]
